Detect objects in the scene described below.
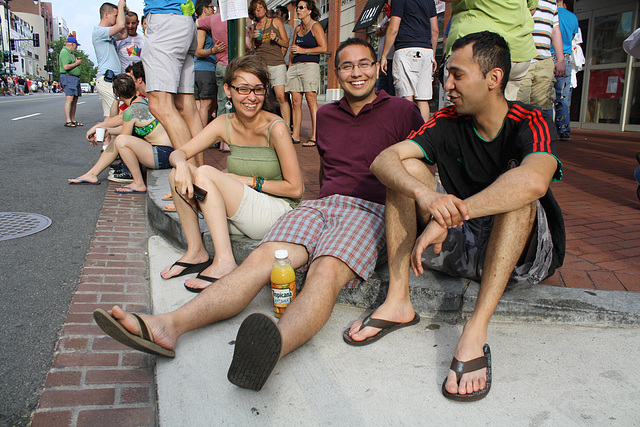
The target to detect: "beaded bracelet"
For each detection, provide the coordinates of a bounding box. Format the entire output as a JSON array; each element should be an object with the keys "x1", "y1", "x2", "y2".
[{"x1": 255, "y1": 176, "x2": 264, "y2": 193}]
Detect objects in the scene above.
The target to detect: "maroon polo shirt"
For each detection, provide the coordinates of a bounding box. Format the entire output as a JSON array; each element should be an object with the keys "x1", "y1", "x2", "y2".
[{"x1": 316, "y1": 90, "x2": 424, "y2": 205}]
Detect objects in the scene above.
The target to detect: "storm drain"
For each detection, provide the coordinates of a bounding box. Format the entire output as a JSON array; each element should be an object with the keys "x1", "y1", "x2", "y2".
[{"x1": 0, "y1": 212, "x2": 52, "y2": 241}]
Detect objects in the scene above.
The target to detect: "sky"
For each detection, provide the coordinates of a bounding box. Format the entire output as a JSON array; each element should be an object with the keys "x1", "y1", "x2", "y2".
[{"x1": 48, "y1": 0, "x2": 145, "y2": 64}]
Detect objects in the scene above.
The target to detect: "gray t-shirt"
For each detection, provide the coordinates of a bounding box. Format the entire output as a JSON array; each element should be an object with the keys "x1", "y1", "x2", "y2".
[{"x1": 92, "y1": 26, "x2": 122, "y2": 75}]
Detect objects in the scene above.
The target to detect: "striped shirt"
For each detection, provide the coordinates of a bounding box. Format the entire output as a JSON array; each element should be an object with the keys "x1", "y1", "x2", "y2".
[{"x1": 532, "y1": 0, "x2": 559, "y2": 60}]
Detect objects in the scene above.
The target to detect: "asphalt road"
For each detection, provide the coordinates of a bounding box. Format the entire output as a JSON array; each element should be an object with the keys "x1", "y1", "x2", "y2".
[{"x1": 0, "y1": 92, "x2": 109, "y2": 426}]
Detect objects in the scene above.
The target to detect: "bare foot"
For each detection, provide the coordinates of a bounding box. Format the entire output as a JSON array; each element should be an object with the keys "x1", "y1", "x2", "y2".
[
  {"x1": 444, "y1": 328, "x2": 488, "y2": 395},
  {"x1": 160, "y1": 252, "x2": 211, "y2": 279},
  {"x1": 183, "y1": 262, "x2": 238, "y2": 291},
  {"x1": 347, "y1": 299, "x2": 416, "y2": 342},
  {"x1": 68, "y1": 173, "x2": 98, "y2": 184},
  {"x1": 109, "y1": 305, "x2": 178, "y2": 351},
  {"x1": 115, "y1": 183, "x2": 147, "y2": 193}
]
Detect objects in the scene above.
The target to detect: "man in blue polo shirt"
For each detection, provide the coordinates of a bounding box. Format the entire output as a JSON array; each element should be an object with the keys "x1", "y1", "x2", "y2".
[{"x1": 93, "y1": 0, "x2": 126, "y2": 119}]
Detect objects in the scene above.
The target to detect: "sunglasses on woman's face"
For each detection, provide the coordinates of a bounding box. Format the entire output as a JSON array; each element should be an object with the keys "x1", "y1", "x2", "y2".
[{"x1": 297, "y1": 5, "x2": 307, "y2": 10}]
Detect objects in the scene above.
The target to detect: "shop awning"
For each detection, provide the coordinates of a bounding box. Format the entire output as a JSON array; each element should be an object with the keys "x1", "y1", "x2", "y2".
[{"x1": 353, "y1": 0, "x2": 386, "y2": 32}]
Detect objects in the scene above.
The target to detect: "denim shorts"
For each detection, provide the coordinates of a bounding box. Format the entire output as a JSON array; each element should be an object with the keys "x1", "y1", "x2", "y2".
[{"x1": 153, "y1": 145, "x2": 174, "y2": 169}]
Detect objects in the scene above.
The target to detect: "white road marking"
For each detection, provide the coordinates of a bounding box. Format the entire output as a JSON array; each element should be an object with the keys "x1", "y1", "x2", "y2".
[
  {"x1": 77, "y1": 101, "x2": 85, "y2": 105},
  {"x1": 11, "y1": 113, "x2": 41, "y2": 121}
]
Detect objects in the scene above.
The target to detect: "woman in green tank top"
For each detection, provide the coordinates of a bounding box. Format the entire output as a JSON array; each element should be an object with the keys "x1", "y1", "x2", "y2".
[{"x1": 160, "y1": 55, "x2": 304, "y2": 293}]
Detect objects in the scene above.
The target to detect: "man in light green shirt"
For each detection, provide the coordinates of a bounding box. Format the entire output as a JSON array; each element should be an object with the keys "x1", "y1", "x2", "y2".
[
  {"x1": 444, "y1": 0, "x2": 538, "y2": 100},
  {"x1": 59, "y1": 36, "x2": 83, "y2": 127}
]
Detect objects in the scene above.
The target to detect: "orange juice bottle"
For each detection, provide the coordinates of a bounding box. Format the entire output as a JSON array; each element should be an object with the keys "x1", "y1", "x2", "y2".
[{"x1": 271, "y1": 250, "x2": 296, "y2": 318}]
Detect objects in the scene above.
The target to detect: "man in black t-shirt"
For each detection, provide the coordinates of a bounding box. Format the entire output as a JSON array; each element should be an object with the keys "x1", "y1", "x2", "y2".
[{"x1": 345, "y1": 32, "x2": 565, "y2": 402}]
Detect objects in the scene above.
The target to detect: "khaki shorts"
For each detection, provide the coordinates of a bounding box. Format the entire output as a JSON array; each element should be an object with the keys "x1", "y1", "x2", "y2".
[
  {"x1": 505, "y1": 61, "x2": 530, "y2": 102},
  {"x1": 393, "y1": 47, "x2": 433, "y2": 100},
  {"x1": 268, "y1": 64, "x2": 287, "y2": 87},
  {"x1": 227, "y1": 185, "x2": 293, "y2": 240},
  {"x1": 142, "y1": 13, "x2": 197, "y2": 94},
  {"x1": 516, "y1": 57, "x2": 555, "y2": 110},
  {"x1": 95, "y1": 76, "x2": 115, "y2": 117},
  {"x1": 286, "y1": 62, "x2": 320, "y2": 93}
]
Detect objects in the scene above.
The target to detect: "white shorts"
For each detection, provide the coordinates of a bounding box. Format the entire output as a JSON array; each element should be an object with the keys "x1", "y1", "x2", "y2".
[
  {"x1": 95, "y1": 76, "x2": 115, "y2": 117},
  {"x1": 227, "y1": 185, "x2": 293, "y2": 240},
  {"x1": 142, "y1": 13, "x2": 197, "y2": 94},
  {"x1": 393, "y1": 47, "x2": 434, "y2": 100}
]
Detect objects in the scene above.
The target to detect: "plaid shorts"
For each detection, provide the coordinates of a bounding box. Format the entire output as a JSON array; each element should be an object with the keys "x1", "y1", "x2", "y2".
[{"x1": 261, "y1": 194, "x2": 386, "y2": 288}]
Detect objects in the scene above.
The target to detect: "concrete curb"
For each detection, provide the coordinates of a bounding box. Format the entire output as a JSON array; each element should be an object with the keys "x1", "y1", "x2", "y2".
[{"x1": 146, "y1": 169, "x2": 640, "y2": 326}]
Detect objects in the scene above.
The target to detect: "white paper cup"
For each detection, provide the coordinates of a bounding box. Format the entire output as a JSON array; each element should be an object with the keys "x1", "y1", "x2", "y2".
[{"x1": 95, "y1": 127, "x2": 106, "y2": 142}]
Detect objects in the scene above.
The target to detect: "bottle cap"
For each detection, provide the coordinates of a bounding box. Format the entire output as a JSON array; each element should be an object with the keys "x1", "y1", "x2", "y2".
[{"x1": 274, "y1": 249, "x2": 288, "y2": 259}]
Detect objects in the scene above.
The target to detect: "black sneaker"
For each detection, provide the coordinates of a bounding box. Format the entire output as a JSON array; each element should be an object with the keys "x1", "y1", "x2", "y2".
[
  {"x1": 108, "y1": 172, "x2": 134, "y2": 183},
  {"x1": 559, "y1": 133, "x2": 571, "y2": 141}
]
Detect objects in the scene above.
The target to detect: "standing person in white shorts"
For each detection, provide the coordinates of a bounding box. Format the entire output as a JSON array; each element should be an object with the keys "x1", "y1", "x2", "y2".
[
  {"x1": 141, "y1": 0, "x2": 204, "y2": 167},
  {"x1": 380, "y1": 0, "x2": 438, "y2": 122}
]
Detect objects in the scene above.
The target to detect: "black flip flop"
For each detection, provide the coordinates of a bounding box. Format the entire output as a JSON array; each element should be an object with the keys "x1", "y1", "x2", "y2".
[
  {"x1": 161, "y1": 258, "x2": 213, "y2": 279},
  {"x1": 302, "y1": 139, "x2": 316, "y2": 147},
  {"x1": 442, "y1": 344, "x2": 492, "y2": 402},
  {"x1": 227, "y1": 313, "x2": 282, "y2": 391},
  {"x1": 184, "y1": 272, "x2": 218, "y2": 293},
  {"x1": 343, "y1": 311, "x2": 420, "y2": 346},
  {"x1": 93, "y1": 308, "x2": 175, "y2": 358}
]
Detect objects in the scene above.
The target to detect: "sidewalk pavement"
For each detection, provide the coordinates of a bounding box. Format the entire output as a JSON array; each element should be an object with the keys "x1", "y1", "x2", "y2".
[{"x1": 33, "y1": 106, "x2": 640, "y2": 425}]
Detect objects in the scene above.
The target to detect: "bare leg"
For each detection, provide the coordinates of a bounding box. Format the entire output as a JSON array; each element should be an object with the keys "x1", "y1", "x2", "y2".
[
  {"x1": 160, "y1": 166, "x2": 211, "y2": 279},
  {"x1": 274, "y1": 85, "x2": 290, "y2": 126},
  {"x1": 175, "y1": 93, "x2": 204, "y2": 166},
  {"x1": 348, "y1": 159, "x2": 434, "y2": 340},
  {"x1": 197, "y1": 98, "x2": 214, "y2": 127},
  {"x1": 304, "y1": 91, "x2": 318, "y2": 141},
  {"x1": 445, "y1": 202, "x2": 537, "y2": 396},
  {"x1": 415, "y1": 100, "x2": 430, "y2": 122},
  {"x1": 64, "y1": 95, "x2": 74, "y2": 123},
  {"x1": 183, "y1": 165, "x2": 248, "y2": 290},
  {"x1": 70, "y1": 96, "x2": 78, "y2": 123},
  {"x1": 114, "y1": 135, "x2": 156, "y2": 192},
  {"x1": 109, "y1": 242, "x2": 309, "y2": 351},
  {"x1": 68, "y1": 140, "x2": 120, "y2": 183},
  {"x1": 279, "y1": 255, "x2": 356, "y2": 357},
  {"x1": 291, "y1": 92, "x2": 303, "y2": 141}
]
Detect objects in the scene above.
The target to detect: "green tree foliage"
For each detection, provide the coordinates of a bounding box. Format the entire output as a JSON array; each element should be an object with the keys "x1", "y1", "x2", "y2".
[{"x1": 50, "y1": 37, "x2": 97, "y2": 83}]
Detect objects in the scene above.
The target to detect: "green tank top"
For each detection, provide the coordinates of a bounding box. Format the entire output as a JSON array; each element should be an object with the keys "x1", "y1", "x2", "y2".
[{"x1": 225, "y1": 115, "x2": 302, "y2": 209}]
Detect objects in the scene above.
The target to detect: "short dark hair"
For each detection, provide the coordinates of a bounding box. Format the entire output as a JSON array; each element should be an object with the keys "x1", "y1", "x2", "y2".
[
  {"x1": 334, "y1": 37, "x2": 377, "y2": 69},
  {"x1": 112, "y1": 73, "x2": 136, "y2": 99},
  {"x1": 451, "y1": 31, "x2": 511, "y2": 93},
  {"x1": 296, "y1": 0, "x2": 320, "y2": 21},
  {"x1": 195, "y1": 0, "x2": 211, "y2": 17},
  {"x1": 126, "y1": 11, "x2": 139, "y2": 21},
  {"x1": 125, "y1": 61, "x2": 145, "y2": 83},
  {"x1": 275, "y1": 5, "x2": 288, "y2": 21},
  {"x1": 224, "y1": 55, "x2": 274, "y2": 110},
  {"x1": 248, "y1": 0, "x2": 268, "y2": 21},
  {"x1": 99, "y1": 2, "x2": 117, "y2": 19}
]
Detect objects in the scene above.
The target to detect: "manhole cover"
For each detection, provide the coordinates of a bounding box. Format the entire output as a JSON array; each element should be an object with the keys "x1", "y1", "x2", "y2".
[{"x1": 0, "y1": 212, "x2": 52, "y2": 241}]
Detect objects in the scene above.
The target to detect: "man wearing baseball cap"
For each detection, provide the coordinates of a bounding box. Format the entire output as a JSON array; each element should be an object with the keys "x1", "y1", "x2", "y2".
[{"x1": 59, "y1": 35, "x2": 83, "y2": 127}]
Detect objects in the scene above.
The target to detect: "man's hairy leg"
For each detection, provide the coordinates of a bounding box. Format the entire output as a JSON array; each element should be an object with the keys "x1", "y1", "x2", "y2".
[
  {"x1": 107, "y1": 242, "x2": 309, "y2": 352},
  {"x1": 175, "y1": 93, "x2": 204, "y2": 166},
  {"x1": 445, "y1": 202, "x2": 537, "y2": 396},
  {"x1": 278, "y1": 255, "x2": 356, "y2": 357},
  {"x1": 348, "y1": 159, "x2": 434, "y2": 341}
]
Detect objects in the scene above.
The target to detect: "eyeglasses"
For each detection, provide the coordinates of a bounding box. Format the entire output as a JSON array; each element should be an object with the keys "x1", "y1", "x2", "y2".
[
  {"x1": 337, "y1": 60, "x2": 375, "y2": 72},
  {"x1": 297, "y1": 5, "x2": 307, "y2": 10},
  {"x1": 230, "y1": 84, "x2": 267, "y2": 95}
]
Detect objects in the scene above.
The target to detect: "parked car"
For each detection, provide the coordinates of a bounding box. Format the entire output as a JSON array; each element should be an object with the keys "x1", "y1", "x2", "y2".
[{"x1": 81, "y1": 83, "x2": 91, "y2": 93}]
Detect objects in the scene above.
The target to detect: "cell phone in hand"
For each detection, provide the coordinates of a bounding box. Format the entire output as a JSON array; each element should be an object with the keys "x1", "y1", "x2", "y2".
[{"x1": 192, "y1": 184, "x2": 207, "y2": 202}]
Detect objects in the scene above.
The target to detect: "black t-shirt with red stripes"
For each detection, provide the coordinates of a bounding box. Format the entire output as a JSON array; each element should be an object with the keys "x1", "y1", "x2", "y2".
[{"x1": 408, "y1": 101, "x2": 565, "y2": 272}]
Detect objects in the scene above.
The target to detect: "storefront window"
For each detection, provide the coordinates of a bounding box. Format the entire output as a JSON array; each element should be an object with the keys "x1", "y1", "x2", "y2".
[
  {"x1": 591, "y1": 11, "x2": 633, "y2": 65},
  {"x1": 586, "y1": 68, "x2": 626, "y2": 124}
]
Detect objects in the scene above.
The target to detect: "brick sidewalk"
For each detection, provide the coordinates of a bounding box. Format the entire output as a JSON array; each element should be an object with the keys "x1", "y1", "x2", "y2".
[{"x1": 32, "y1": 182, "x2": 155, "y2": 426}]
